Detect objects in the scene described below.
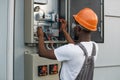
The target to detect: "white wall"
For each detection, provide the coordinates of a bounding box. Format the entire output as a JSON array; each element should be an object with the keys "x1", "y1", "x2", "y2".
[
  {"x1": 96, "y1": 17, "x2": 120, "y2": 66},
  {"x1": 94, "y1": 0, "x2": 120, "y2": 80},
  {"x1": 0, "y1": 0, "x2": 8, "y2": 80}
]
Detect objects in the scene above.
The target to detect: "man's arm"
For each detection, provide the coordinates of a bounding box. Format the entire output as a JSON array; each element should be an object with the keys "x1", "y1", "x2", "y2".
[
  {"x1": 59, "y1": 19, "x2": 74, "y2": 44},
  {"x1": 37, "y1": 27, "x2": 57, "y2": 59},
  {"x1": 37, "y1": 19, "x2": 74, "y2": 59},
  {"x1": 62, "y1": 29, "x2": 74, "y2": 44}
]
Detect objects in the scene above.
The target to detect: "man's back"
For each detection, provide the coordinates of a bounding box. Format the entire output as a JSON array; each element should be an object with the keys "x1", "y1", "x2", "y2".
[
  {"x1": 54, "y1": 41, "x2": 98, "y2": 80},
  {"x1": 75, "y1": 42, "x2": 96, "y2": 80}
]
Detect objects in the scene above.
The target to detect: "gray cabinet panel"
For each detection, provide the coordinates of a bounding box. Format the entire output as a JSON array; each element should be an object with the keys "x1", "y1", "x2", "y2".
[{"x1": 0, "y1": 0, "x2": 8, "y2": 80}]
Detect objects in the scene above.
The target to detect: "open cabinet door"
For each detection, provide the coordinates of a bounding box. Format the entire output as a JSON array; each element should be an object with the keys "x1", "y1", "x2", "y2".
[{"x1": 68, "y1": 0, "x2": 104, "y2": 43}]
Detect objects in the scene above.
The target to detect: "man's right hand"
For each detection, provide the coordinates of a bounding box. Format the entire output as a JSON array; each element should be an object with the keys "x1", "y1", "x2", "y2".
[
  {"x1": 59, "y1": 19, "x2": 74, "y2": 44},
  {"x1": 59, "y1": 19, "x2": 67, "y2": 32}
]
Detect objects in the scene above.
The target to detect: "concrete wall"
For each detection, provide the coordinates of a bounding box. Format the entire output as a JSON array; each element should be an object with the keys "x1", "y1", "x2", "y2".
[{"x1": 0, "y1": 0, "x2": 8, "y2": 80}]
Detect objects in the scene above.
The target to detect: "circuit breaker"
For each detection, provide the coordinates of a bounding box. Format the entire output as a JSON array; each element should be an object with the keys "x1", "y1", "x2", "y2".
[{"x1": 24, "y1": 0, "x2": 68, "y2": 45}]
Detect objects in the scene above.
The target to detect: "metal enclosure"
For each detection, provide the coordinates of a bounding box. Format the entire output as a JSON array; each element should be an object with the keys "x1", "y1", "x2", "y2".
[
  {"x1": 24, "y1": 0, "x2": 67, "y2": 44},
  {"x1": 24, "y1": 0, "x2": 66, "y2": 80},
  {"x1": 24, "y1": 0, "x2": 104, "y2": 44},
  {"x1": 24, "y1": 53, "x2": 61, "y2": 80}
]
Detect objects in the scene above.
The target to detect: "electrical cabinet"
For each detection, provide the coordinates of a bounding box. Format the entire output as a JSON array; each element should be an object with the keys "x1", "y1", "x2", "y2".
[
  {"x1": 24, "y1": 0, "x2": 104, "y2": 44},
  {"x1": 24, "y1": 53, "x2": 61, "y2": 80},
  {"x1": 24, "y1": 0, "x2": 66, "y2": 80},
  {"x1": 24, "y1": 0, "x2": 68, "y2": 44}
]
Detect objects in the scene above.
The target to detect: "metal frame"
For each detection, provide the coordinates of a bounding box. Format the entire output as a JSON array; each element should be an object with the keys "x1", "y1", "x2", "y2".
[{"x1": 7, "y1": 0, "x2": 15, "y2": 80}]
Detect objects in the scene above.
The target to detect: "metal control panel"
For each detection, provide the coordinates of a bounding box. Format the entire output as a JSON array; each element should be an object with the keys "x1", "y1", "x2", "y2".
[
  {"x1": 24, "y1": 0, "x2": 66, "y2": 80},
  {"x1": 24, "y1": 0, "x2": 68, "y2": 45},
  {"x1": 24, "y1": 53, "x2": 61, "y2": 80}
]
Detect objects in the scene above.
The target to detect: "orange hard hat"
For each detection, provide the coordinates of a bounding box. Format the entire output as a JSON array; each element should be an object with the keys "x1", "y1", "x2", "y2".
[{"x1": 73, "y1": 8, "x2": 98, "y2": 31}]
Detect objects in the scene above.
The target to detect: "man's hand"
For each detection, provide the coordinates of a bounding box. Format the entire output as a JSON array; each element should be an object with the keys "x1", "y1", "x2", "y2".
[
  {"x1": 59, "y1": 19, "x2": 67, "y2": 32},
  {"x1": 37, "y1": 27, "x2": 57, "y2": 60},
  {"x1": 59, "y1": 19, "x2": 74, "y2": 44},
  {"x1": 37, "y1": 27, "x2": 44, "y2": 38}
]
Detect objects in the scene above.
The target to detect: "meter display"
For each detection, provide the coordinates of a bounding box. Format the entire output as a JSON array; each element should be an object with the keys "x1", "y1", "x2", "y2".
[{"x1": 34, "y1": 0, "x2": 48, "y2": 4}]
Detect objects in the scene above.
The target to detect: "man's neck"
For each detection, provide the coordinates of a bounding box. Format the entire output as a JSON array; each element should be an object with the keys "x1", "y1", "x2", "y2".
[{"x1": 78, "y1": 34, "x2": 91, "y2": 43}]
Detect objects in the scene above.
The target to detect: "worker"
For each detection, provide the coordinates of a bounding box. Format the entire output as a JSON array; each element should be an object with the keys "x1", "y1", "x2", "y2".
[{"x1": 37, "y1": 8, "x2": 99, "y2": 80}]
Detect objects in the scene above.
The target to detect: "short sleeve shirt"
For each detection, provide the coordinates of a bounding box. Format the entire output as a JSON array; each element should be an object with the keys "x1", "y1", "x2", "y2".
[{"x1": 54, "y1": 41, "x2": 98, "y2": 80}]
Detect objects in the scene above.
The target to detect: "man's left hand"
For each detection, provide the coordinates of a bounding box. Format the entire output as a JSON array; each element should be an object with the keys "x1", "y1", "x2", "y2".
[{"x1": 37, "y1": 27, "x2": 44, "y2": 38}]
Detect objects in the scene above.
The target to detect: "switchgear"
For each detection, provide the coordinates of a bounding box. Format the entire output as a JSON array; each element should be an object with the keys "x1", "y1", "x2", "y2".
[
  {"x1": 24, "y1": 0, "x2": 66, "y2": 80},
  {"x1": 25, "y1": 0, "x2": 67, "y2": 45},
  {"x1": 24, "y1": 53, "x2": 61, "y2": 80}
]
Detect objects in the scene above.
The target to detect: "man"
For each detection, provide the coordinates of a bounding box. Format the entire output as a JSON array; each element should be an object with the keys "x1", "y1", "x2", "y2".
[{"x1": 37, "y1": 8, "x2": 99, "y2": 80}]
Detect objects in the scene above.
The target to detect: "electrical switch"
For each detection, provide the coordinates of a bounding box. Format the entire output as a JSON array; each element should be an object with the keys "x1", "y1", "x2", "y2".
[
  {"x1": 38, "y1": 65, "x2": 48, "y2": 76},
  {"x1": 49, "y1": 64, "x2": 58, "y2": 75}
]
